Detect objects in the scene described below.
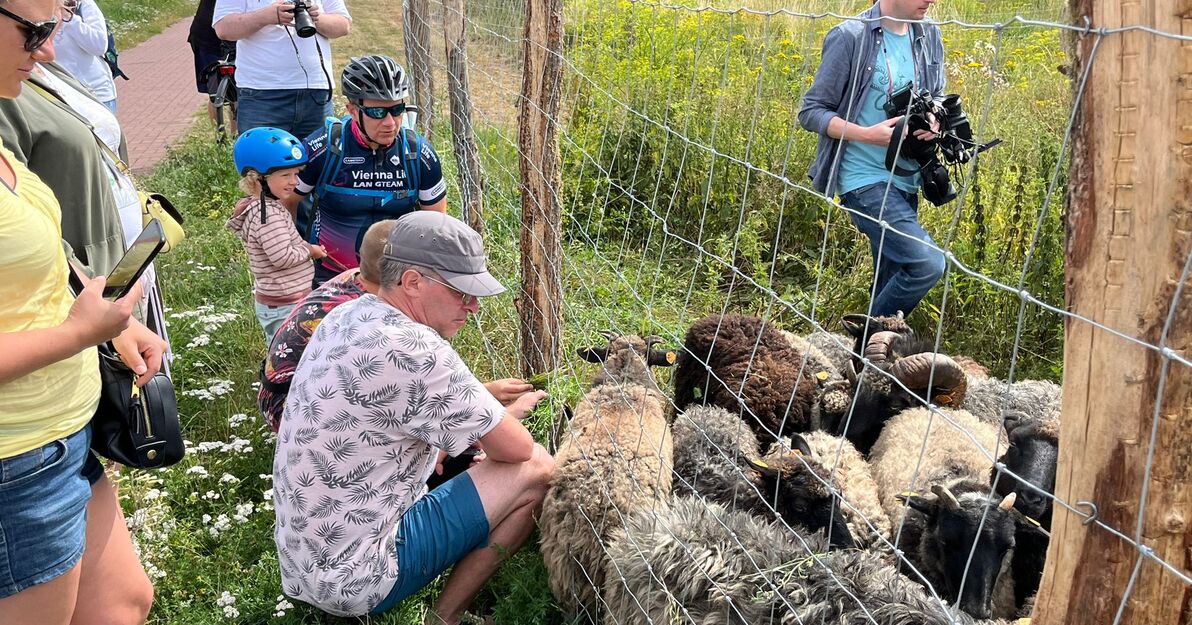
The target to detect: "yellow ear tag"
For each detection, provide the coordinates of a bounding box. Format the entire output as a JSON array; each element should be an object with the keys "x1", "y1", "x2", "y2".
[
  {"x1": 934, "y1": 393, "x2": 954, "y2": 406},
  {"x1": 899, "y1": 490, "x2": 920, "y2": 498},
  {"x1": 750, "y1": 459, "x2": 769, "y2": 469},
  {"x1": 1024, "y1": 516, "x2": 1042, "y2": 527},
  {"x1": 665, "y1": 351, "x2": 676, "y2": 364},
  {"x1": 815, "y1": 370, "x2": 829, "y2": 381}
]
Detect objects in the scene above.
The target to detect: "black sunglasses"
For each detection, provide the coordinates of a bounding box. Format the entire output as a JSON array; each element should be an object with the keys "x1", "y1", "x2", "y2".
[
  {"x1": 358, "y1": 103, "x2": 407, "y2": 120},
  {"x1": 0, "y1": 5, "x2": 58, "y2": 52}
]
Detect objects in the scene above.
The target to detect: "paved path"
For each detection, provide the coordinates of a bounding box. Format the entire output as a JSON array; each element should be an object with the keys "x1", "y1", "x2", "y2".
[{"x1": 116, "y1": 17, "x2": 207, "y2": 175}]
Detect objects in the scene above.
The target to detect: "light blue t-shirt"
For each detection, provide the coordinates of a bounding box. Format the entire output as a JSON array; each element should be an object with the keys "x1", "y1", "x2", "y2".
[{"x1": 838, "y1": 28, "x2": 921, "y2": 195}]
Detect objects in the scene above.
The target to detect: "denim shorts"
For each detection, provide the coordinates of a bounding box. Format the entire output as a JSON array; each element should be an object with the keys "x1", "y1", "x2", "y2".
[
  {"x1": 0, "y1": 425, "x2": 95, "y2": 598},
  {"x1": 370, "y1": 473, "x2": 490, "y2": 614}
]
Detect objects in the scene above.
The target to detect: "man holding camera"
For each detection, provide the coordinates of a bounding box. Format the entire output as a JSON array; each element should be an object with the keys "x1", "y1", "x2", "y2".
[
  {"x1": 213, "y1": 0, "x2": 351, "y2": 139},
  {"x1": 798, "y1": 0, "x2": 947, "y2": 318}
]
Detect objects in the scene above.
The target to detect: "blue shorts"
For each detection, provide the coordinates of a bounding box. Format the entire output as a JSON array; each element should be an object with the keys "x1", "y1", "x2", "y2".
[
  {"x1": 370, "y1": 473, "x2": 490, "y2": 614},
  {"x1": 0, "y1": 425, "x2": 97, "y2": 598}
]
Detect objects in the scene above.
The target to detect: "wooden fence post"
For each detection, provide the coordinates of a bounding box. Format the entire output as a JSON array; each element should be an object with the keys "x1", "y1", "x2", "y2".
[
  {"x1": 516, "y1": 0, "x2": 563, "y2": 377},
  {"x1": 403, "y1": 0, "x2": 435, "y2": 139},
  {"x1": 1031, "y1": 0, "x2": 1192, "y2": 621},
  {"x1": 443, "y1": 0, "x2": 486, "y2": 234}
]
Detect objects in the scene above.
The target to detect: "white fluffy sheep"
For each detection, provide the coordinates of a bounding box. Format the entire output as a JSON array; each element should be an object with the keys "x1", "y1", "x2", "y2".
[
  {"x1": 539, "y1": 334, "x2": 677, "y2": 619},
  {"x1": 869, "y1": 407, "x2": 1037, "y2": 620}
]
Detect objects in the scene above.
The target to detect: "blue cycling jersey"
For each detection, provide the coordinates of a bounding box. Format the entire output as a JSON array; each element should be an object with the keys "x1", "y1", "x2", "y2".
[{"x1": 296, "y1": 117, "x2": 447, "y2": 270}]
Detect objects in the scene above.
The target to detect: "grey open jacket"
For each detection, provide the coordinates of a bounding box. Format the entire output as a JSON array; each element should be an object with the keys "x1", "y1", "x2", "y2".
[{"x1": 797, "y1": 3, "x2": 946, "y2": 197}]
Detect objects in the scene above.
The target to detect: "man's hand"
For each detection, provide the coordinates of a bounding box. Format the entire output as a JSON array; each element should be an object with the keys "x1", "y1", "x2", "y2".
[
  {"x1": 270, "y1": 1, "x2": 295, "y2": 26},
  {"x1": 306, "y1": 2, "x2": 322, "y2": 21},
  {"x1": 485, "y1": 378, "x2": 534, "y2": 406},
  {"x1": 111, "y1": 319, "x2": 168, "y2": 387},
  {"x1": 507, "y1": 390, "x2": 547, "y2": 421},
  {"x1": 862, "y1": 117, "x2": 903, "y2": 147},
  {"x1": 912, "y1": 111, "x2": 941, "y2": 142}
]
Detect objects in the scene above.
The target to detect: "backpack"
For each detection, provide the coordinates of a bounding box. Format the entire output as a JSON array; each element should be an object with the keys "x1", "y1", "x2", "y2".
[
  {"x1": 103, "y1": 22, "x2": 129, "y2": 80},
  {"x1": 305, "y1": 117, "x2": 423, "y2": 243}
]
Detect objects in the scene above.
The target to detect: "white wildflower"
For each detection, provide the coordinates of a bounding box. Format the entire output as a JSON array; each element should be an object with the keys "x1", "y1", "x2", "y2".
[
  {"x1": 186, "y1": 465, "x2": 209, "y2": 477},
  {"x1": 219, "y1": 473, "x2": 240, "y2": 484}
]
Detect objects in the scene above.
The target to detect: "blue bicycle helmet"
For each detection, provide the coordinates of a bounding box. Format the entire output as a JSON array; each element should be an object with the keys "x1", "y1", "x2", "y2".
[{"x1": 233, "y1": 127, "x2": 308, "y2": 176}]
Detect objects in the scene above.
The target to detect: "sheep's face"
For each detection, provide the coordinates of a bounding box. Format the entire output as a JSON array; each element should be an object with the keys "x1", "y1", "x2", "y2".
[
  {"x1": 578, "y1": 334, "x2": 678, "y2": 389},
  {"x1": 993, "y1": 414, "x2": 1059, "y2": 524},
  {"x1": 750, "y1": 439, "x2": 856, "y2": 550},
  {"x1": 901, "y1": 486, "x2": 1020, "y2": 620}
]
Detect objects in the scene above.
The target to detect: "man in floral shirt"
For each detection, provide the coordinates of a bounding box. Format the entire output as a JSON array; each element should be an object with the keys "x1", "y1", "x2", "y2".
[
  {"x1": 259, "y1": 219, "x2": 531, "y2": 434},
  {"x1": 272, "y1": 212, "x2": 553, "y2": 621}
]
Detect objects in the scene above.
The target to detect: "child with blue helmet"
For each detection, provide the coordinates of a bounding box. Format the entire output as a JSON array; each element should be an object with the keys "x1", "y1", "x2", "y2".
[{"x1": 227, "y1": 127, "x2": 328, "y2": 342}]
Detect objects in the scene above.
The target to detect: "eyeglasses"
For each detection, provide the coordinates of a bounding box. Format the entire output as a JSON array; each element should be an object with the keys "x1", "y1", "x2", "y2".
[
  {"x1": 0, "y1": 5, "x2": 58, "y2": 52},
  {"x1": 419, "y1": 274, "x2": 477, "y2": 307},
  {"x1": 61, "y1": 1, "x2": 77, "y2": 22},
  {"x1": 358, "y1": 102, "x2": 407, "y2": 120}
]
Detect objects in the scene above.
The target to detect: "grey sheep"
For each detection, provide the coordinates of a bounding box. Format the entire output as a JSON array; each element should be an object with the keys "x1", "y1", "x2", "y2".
[
  {"x1": 870, "y1": 407, "x2": 1045, "y2": 620},
  {"x1": 963, "y1": 377, "x2": 1061, "y2": 427},
  {"x1": 672, "y1": 405, "x2": 857, "y2": 549},
  {"x1": 539, "y1": 334, "x2": 678, "y2": 619},
  {"x1": 605, "y1": 497, "x2": 1016, "y2": 625}
]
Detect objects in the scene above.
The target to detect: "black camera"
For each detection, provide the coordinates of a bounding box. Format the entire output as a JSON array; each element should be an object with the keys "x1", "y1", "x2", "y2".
[
  {"x1": 882, "y1": 85, "x2": 1000, "y2": 205},
  {"x1": 290, "y1": 0, "x2": 317, "y2": 38}
]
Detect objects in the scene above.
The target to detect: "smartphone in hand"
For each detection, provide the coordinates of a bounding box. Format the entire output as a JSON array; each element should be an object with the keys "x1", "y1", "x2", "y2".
[{"x1": 103, "y1": 219, "x2": 167, "y2": 300}]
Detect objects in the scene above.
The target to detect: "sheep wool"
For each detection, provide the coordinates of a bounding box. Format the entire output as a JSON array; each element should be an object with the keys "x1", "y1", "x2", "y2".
[
  {"x1": 540, "y1": 337, "x2": 675, "y2": 619},
  {"x1": 798, "y1": 430, "x2": 892, "y2": 547},
  {"x1": 868, "y1": 407, "x2": 1001, "y2": 524}
]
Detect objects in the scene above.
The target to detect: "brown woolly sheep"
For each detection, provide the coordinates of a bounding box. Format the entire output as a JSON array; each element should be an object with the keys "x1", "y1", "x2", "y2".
[
  {"x1": 539, "y1": 333, "x2": 678, "y2": 620},
  {"x1": 673, "y1": 314, "x2": 819, "y2": 448}
]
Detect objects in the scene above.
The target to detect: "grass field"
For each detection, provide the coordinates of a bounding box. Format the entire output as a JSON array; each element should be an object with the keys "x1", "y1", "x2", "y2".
[{"x1": 118, "y1": 0, "x2": 1074, "y2": 622}]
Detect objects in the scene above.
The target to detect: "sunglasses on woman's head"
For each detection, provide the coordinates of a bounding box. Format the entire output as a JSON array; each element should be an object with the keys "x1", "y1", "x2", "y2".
[
  {"x1": 0, "y1": 6, "x2": 58, "y2": 52},
  {"x1": 359, "y1": 103, "x2": 407, "y2": 120}
]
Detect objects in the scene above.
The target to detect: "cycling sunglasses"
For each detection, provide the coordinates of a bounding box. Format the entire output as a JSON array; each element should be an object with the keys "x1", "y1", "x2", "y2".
[
  {"x1": 358, "y1": 103, "x2": 407, "y2": 120},
  {"x1": 0, "y1": 5, "x2": 58, "y2": 52}
]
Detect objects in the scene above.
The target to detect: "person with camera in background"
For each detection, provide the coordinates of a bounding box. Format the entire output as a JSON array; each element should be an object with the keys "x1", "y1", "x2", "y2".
[
  {"x1": 287, "y1": 55, "x2": 448, "y2": 287},
  {"x1": 798, "y1": 0, "x2": 947, "y2": 318},
  {"x1": 212, "y1": 0, "x2": 350, "y2": 138}
]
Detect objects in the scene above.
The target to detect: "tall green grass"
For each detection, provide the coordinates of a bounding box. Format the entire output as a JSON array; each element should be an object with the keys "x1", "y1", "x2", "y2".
[{"x1": 97, "y1": 0, "x2": 197, "y2": 49}]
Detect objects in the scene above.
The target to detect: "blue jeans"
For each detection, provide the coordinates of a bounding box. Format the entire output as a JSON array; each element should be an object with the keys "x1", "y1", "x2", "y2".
[
  {"x1": 840, "y1": 182, "x2": 945, "y2": 317},
  {"x1": 236, "y1": 88, "x2": 332, "y2": 140}
]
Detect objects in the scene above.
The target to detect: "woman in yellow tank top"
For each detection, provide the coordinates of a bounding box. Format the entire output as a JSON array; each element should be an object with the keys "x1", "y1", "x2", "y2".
[{"x1": 0, "y1": 1, "x2": 155, "y2": 623}]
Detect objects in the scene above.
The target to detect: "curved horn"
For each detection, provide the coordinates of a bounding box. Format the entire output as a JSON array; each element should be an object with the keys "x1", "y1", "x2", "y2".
[
  {"x1": 890, "y1": 352, "x2": 968, "y2": 406},
  {"x1": 599, "y1": 330, "x2": 618, "y2": 342},
  {"x1": 863, "y1": 331, "x2": 899, "y2": 365},
  {"x1": 998, "y1": 491, "x2": 1018, "y2": 511},
  {"x1": 644, "y1": 335, "x2": 664, "y2": 348},
  {"x1": 931, "y1": 484, "x2": 962, "y2": 512}
]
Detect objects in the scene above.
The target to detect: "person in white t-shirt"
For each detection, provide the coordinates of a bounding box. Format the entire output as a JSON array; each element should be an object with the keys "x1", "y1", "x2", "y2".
[
  {"x1": 53, "y1": 0, "x2": 116, "y2": 112},
  {"x1": 273, "y1": 212, "x2": 554, "y2": 623},
  {"x1": 212, "y1": 0, "x2": 350, "y2": 139}
]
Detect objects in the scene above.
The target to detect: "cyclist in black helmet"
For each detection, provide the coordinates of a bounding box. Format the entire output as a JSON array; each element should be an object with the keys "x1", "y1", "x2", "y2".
[{"x1": 289, "y1": 54, "x2": 448, "y2": 287}]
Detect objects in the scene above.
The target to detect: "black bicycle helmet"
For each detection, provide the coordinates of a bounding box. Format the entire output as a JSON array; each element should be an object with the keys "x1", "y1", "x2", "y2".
[{"x1": 341, "y1": 55, "x2": 410, "y2": 103}]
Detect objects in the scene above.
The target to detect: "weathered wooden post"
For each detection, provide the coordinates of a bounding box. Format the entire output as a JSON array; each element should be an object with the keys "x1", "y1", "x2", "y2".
[
  {"x1": 1030, "y1": 0, "x2": 1192, "y2": 621},
  {"x1": 516, "y1": 0, "x2": 563, "y2": 377},
  {"x1": 443, "y1": 0, "x2": 486, "y2": 233},
  {"x1": 403, "y1": 0, "x2": 435, "y2": 139}
]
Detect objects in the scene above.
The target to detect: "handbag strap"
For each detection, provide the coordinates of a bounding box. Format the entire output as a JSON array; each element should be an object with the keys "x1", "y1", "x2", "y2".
[{"x1": 25, "y1": 79, "x2": 133, "y2": 177}]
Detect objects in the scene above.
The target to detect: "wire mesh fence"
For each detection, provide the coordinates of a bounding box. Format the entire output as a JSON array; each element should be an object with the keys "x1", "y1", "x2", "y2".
[{"x1": 406, "y1": 0, "x2": 1190, "y2": 622}]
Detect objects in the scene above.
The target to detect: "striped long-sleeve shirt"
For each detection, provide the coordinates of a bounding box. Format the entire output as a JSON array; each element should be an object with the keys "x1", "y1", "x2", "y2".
[{"x1": 226, "y1": 195, "x2": 313, "y2": 305}]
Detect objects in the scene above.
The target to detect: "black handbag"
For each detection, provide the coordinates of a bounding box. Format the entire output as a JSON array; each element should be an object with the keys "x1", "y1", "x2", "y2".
[
  {"x1": 91, "y1": 342, "x2": 184, "y2": 468},
  {"x1": 67, "y1": 269, "x2": 185, "y2": 468}
]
